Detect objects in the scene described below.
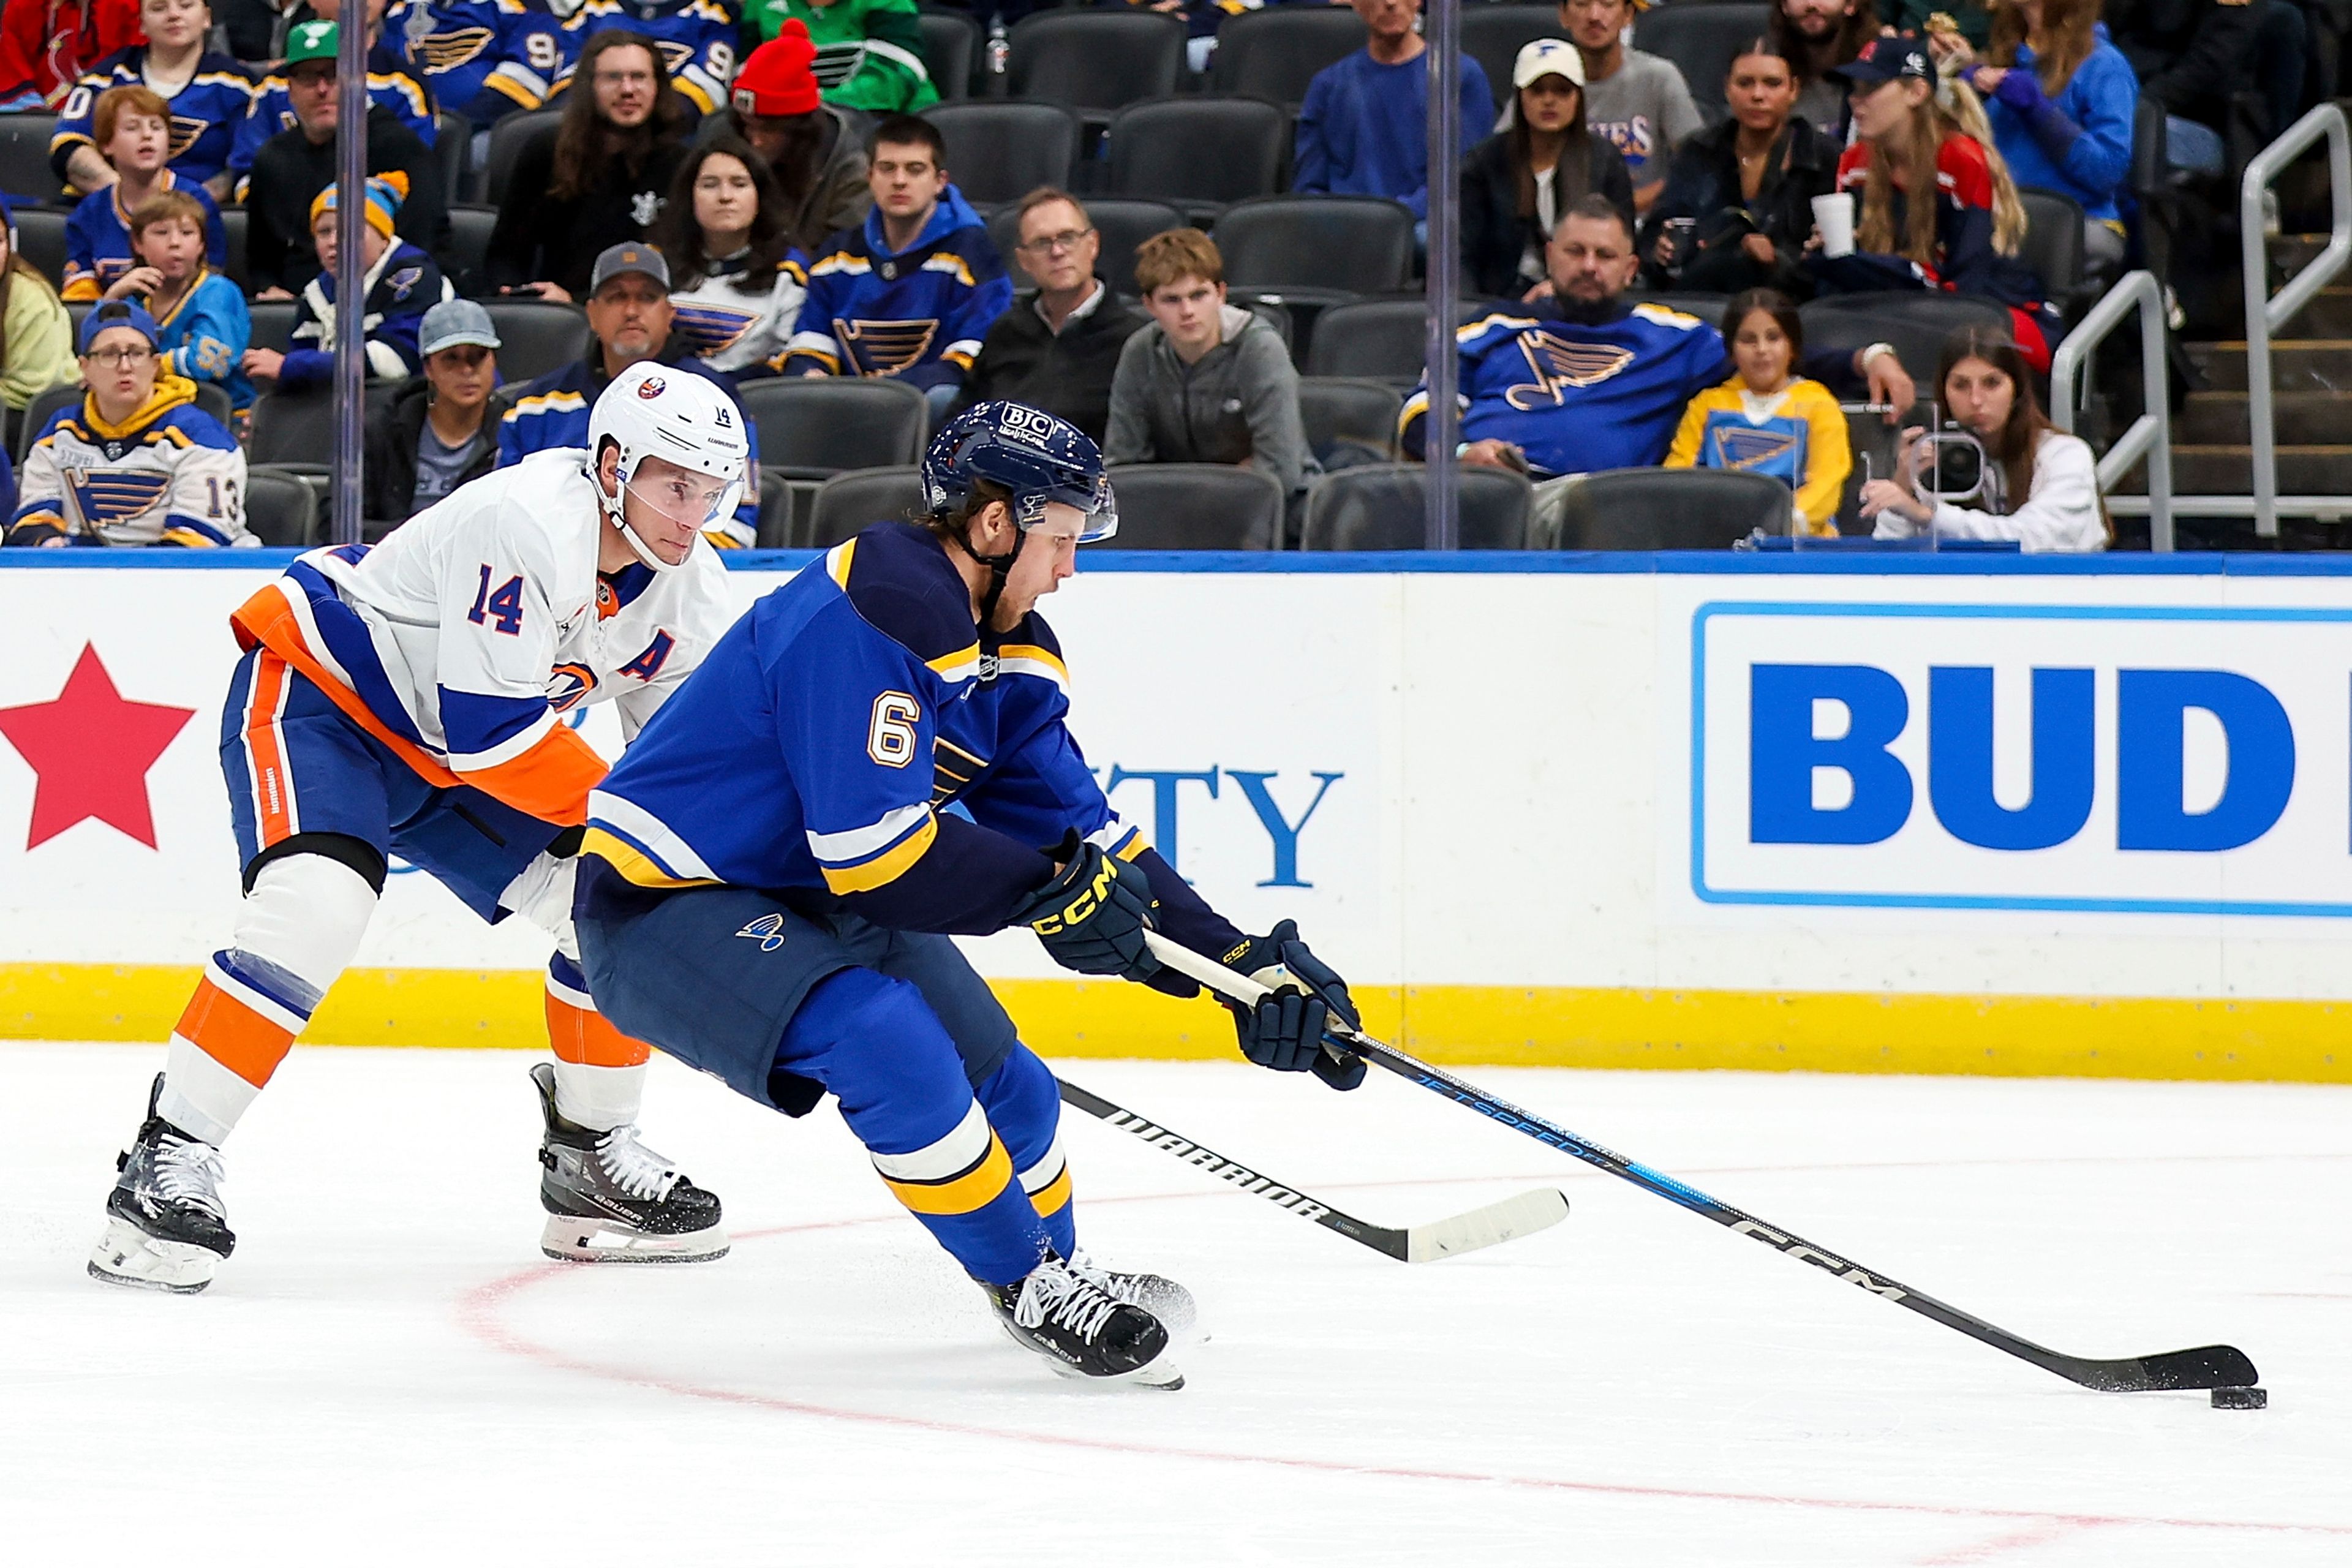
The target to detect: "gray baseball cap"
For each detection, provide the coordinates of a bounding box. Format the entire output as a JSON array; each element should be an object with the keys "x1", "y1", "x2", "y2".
[
  {"x1": 590, "y1": 242, "x2": 671, "y2": 295},
  {"x1": 419, "y1": 298, "x2": 500, "y2": 356}
]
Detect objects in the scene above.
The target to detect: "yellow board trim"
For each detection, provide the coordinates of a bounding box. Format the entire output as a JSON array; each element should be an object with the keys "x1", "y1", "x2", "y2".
[
  {"x1": 0, "y1": 964, "x2": 2343, "y2": 1082},
  {"x1": 883, "y1": 1135, "x2": 1015, "y2": 1216}
]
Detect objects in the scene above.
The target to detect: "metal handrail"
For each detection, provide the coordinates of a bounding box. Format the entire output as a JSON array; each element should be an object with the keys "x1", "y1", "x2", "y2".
[
  {"x1": 2242, "y1": 103, "x2": 2352, "y2": 538},
  {"x1": 2052, "y1": 270, "x2": 2173, "y2": 549}
]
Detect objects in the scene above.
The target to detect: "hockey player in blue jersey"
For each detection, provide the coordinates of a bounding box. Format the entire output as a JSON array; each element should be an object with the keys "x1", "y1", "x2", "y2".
[
  {"x1": 575, "y1": 401, "x2": 1363, "y2": 1387},
  {"x1": 552, "y1": 0, "x2": 739, "y2": 116},
  {"x1": 387, "y1": 0, "x2": 564, "y2": 127}
]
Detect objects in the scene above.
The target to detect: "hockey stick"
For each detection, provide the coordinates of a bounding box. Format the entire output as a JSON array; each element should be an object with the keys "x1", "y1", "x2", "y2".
[
  {"x1": 1143, "y1": 931, "x2": 2260, "y2": 1395},
  {"x1": 1057, "y1": 1076, "x2": 1567, "y2": 1262}
]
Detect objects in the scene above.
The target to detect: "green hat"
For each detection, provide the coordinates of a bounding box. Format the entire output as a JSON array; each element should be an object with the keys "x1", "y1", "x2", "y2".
[{"x1": 285, "y1": 20, "x2": 337, "y2": 67}]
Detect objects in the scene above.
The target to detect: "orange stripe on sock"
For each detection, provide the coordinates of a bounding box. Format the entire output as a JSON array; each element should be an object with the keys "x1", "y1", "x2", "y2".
[
  {"x1": 174, "y1": 978, "x2": 296, "y2": 1089},
  {"x1": 246, "y1": 652, "x2": 295, "y2": 849},
  {"x1": 545, "y1": 987, "x2": 652, "y2": 1067}
]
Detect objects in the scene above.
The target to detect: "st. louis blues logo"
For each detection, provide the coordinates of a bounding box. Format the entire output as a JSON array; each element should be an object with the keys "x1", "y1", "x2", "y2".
[{"x1": 735, "y1": 913, "x2": 788, "y2": 951}]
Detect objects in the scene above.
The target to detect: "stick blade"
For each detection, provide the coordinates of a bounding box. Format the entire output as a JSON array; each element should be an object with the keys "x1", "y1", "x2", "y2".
[
  {"x1": 1404, "y1": 1188, "x2": 1570, "y2": 1262},
  {"x1": 2062, "y1": 1343, "x2": 2261, "y2": 1393}
]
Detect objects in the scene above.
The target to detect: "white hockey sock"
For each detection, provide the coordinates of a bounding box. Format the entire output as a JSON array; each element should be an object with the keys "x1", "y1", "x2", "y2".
[
  {"x1": 552, "y1": 1059, "x2": 648, "y2": 1133},
  {"x1": 158, "y1": 854, "x2": 376, "y2": 1146}
]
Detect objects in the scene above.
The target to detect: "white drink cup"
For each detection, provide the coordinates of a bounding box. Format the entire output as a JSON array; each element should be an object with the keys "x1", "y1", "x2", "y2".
[{"x1": 1812, "y1": 192, "x2": 1856, "y2": 259}]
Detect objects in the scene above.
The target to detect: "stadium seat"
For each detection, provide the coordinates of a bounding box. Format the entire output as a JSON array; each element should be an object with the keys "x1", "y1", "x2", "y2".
[
  {"x1": 1208, "y1": 7, "x2": 1366, "y2": 105},
  {"x1": 801, "y1": 464, "x2": 924, "y2": 548},
  {"x1": 738, "y1": 377, "x2": 930, "y2": 475},
  {"x1": 1104, "y1": 464, "x2": 1284, "y2": 549},
  {"x1": 444, "y1": 204, "x2": 498, "y2": 296},
  {"x1": 1297, "y1": 376, "x2": 1403, "y2": 463},
  {"x1": 1632, "y1": 3, "x2": 1773, "y2": 122},
  {"x1": 218, "y1": 207, "x2": 247, "y2": 290},
  {"x1": 243, "y1": 465, "x2": 324, "y2": 546},
  {"x1": 247, "y1": 298, "x2": 298, "y2": 355},
  {"x1": 987, "y1": 197, "x2": 1183, "y2": 296},
  {"x1": 1798, "y1": 293, "x2": 2012, "y2": 386},
  {"x1": 1460, "y1": 6, "x2": 1566, "y2": 118},
  {"x1": 1303, "y1": 296, "x2": 1434, "y2": 386},
  {"x1": 434, "y1": 111, "x2": 472, "y2": 211},
  {"x1": 478, "y1": 107, "x2": 559, "y2": 206},
  {"x1": 12, "y1": 206, "x2": 66, "y2": 289},
  {"x1": 249, "y1": 386, "x2": 335, "y2": 465},
  {"x1": 481, "y1": 298, "x2": 588, "y2": 382},
  {"x1": 927, "y1": 101, "x2": 1079, "y2": 207},
  {"x1": 2016, "y1": 187, "x2": 2089, "y2": 309},
  {"x1": 1302, "y1": 464, "x2": 1532, "y2": 550},
  {"x1": 1103, "y1": 97, "x2": 1289, "y2": 218},
  {"x1": 1214, "y1": 195, "x2": 1415, "y2": 301},
  {"x1": 918, "y1": 8, "x2": 979, "y2": 101},
  {"x1": 755, "y1": 463, "x2": 794, "y2": 548},
  {"x1": 1227, "y1": 293, "x2": 1294, "y2": 355},
  {"x1": 63, "y1": 297, "x2": 90, "y2": 341},
  {"x1": 1008, "y1": 10, "x2": 1186, "y2": 119},
  {"x1": 1546, "y1": 467, "x2": 1791, "y2": 548},
  {"x1": 0, "y1": 115, "x2": 64, "y2": 205}
]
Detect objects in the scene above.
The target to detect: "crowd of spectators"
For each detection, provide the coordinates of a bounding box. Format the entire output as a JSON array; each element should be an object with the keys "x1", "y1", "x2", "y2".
[{"x1": 0, "y1": 0, "x2": 2332, "y2": 554}]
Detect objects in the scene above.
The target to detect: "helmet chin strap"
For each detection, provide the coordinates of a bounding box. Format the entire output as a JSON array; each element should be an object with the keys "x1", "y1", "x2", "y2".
[
  {"x1": 950, "y1": 504, "x2": 1024, "y2": 628},
  {"x1": 598, "y1": 457, "x2": 687, "y2": 574}
]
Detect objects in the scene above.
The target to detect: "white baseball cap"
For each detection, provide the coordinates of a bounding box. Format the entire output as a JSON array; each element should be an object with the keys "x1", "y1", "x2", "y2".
[{"x1": 1513, "y1": 38, "x2": 1586, "y2": 89}]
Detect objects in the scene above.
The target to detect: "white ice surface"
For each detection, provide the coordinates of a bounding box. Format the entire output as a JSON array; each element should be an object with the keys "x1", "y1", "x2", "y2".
[{"x1": 5, "y1": 1042, "x2": 2348, "y2": 1566}]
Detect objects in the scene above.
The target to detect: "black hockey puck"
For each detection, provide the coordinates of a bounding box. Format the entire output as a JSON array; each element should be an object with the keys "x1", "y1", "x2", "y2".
[{"x1": 2211, "y1": 1386, "x2": 2267, "y2": 1410}]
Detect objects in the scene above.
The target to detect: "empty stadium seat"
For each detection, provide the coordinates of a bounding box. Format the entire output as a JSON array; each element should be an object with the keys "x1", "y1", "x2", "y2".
[
  {"x1": 1302, "y1": 464, "x2": 1531, "y2": 550},
  {"x1": 1104, "y1": 464, "x2": 1284, "y2": 549},
  {"x1": 1208, "y1": 7, "x2": 1366, "y2": 105},
  {"x1": 435, "y1": 111, "x2": 472, "y2": 211},
  {"x1": 801, "y1": 465, "x2": 924, "y2": 548},
  {"x1": 1460, "y1": 6, "x2": 1566, "y2": 117},
  {"x1": 1297, "y1": 376, "x2": 1403, "y2": 463},
  {"x1": 247, "y1": 298, "x2": 298, "y2": 355},
  {"x1": 1104, "y1": 97, "x2": 1289, "y2": 217},
  {"x1": 243, "y1": 466, "x2": 323, "y2": 546},
  {"x1": 1303, "y1": 296, "x2": 1433, "y2": 386},
  {"x1": 481, "y1": 298, "x2": 588, "y2": 381},
  {"x1": 478, "y1": 107, "x2": 559, "y2": 206},
  {"x1": 1008, "y1": 10, "x2": 1186, "y2": 118},
  {"x1": 12, "y1": 206, "x2": 66, "y2": 289},
  {"x1": 928, "y1": 101, "x2": 1079, "y2": 207},
  {"x1": 13, "y1": 380, "x2": 235, "y2": 464},
  {"x1": 0, "y1": 115, "x2": 64, "y2": 205},
  {"x1": 2016, "y1": 186, "x2": 2088, "y2": 309},
  {"x1": 1214, "y1": 195, "x2": 1415, "y2": 301},
  {"x1": 918, "y1": 8, "x2": 979, "y2": 100},
  {"x1": 737, "y1": 377, "x2": 930, "y2": 475},
  {"x1": 444, "y1": 205, "x2": 498, "y2": 296},
  {"x1": 755, "y1": 463, "x2": 794, "y2": 548},
  {"x1": 1632, "y1": 3, "x2": 1773, "y2": 121},
  {"x1": 1547, "y1": 467, "x2": 1791, "y2": 548},
  {"x1": 1798, "y1": 294, "x2": 2013, "y2": 385},
  {"x1": 218, "y1": 207, "x2": 247, "y2": 290},
  {"x1": 249, "y1": 386, "x2": 335, "y2": 466}
]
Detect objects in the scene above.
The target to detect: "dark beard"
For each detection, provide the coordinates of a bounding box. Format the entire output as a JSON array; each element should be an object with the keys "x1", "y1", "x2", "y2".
[{"x1": 1552, "y1": 290, "x2": 1626, "y2": 326}]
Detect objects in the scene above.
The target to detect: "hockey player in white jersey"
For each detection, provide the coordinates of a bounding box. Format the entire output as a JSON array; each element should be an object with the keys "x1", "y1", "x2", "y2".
[{"x1": 89, "y1": 360, "x2": 746, "y2": 1292}]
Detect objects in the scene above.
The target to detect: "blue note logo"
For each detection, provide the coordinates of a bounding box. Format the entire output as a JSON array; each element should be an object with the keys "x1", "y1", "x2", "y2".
[{"x1": 735, "y1": 913, "x2": 788, "y2": 952}]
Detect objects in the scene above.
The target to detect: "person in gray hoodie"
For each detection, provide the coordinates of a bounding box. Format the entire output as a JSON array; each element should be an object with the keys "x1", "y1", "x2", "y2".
[{"x1": 1104, "y1": 227, "x2": 1316, "y2": 537}]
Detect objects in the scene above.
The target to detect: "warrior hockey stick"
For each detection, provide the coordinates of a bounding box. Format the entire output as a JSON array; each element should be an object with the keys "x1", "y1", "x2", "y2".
[
  {"x1": 1143, "y1": 932, "x2": 2259, "y2": 1395},
  {"x1": 1057, "y1": 1076, "x2": 1567, "y2": 1262}
]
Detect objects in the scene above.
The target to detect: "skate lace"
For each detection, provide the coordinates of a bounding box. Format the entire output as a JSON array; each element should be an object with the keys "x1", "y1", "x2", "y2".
[
  {"x1": 594, "y1": 1125, "x2": 682, "y2": 1202},
  {"x1": 1065, "y1": 1248, "x2": 1136, "y2": 1306},
  {"x1": 1016, "y1": 1260, "x2": 1122, "y2": 1343},
  {"x1": 153, "y1": 1134, "x2": 227, "y2": 1219}
]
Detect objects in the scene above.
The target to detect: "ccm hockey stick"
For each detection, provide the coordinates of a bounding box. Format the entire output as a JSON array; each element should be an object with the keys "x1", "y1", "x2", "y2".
[
  {"x1": 1057, "y1": 1076, "x2": 1568, "y2": 1262},
  {"x1": 1142, "y1": 932, "x2": 2260, "y2": 1396}
]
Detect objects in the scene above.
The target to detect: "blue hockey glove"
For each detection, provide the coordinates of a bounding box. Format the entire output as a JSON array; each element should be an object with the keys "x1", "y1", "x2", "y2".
[
  {"x1": 1220, "y1": 921, "x2": 1365, "y2": 1091},
  {"x1": 1011, "y1": 838, "x2": 1161, "y2": 983}
]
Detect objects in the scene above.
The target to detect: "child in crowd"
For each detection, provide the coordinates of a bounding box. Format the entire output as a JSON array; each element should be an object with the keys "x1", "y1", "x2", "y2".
[
  {"x1": 62, "y1": 84, "x2": 228, "y2": 299},
  {"x1": 244, "y1": 174, "x2": 450, "y2": 393},
  {"x1": 1666, "y1": 287, "x2": 1851, "y2": 536},
  {"x1": 112, "y1": 189, "x2": 252, "y2": 413}
]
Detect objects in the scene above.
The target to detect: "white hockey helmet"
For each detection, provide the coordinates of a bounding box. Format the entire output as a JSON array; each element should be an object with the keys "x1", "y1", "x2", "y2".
[{"x1": 586, "y1": 361, "x2": 751, "y2": 571}]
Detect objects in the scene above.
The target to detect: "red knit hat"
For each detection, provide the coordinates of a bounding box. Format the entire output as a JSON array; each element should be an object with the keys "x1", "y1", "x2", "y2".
[{"x1": 731, "y1": 21, "x2": 821, "y2": 118}]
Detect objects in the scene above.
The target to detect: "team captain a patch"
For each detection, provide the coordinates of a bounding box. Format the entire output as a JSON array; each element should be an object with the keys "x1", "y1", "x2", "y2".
[{"x1": 736, "y1": 913, "x2": 787, "y2": 951}]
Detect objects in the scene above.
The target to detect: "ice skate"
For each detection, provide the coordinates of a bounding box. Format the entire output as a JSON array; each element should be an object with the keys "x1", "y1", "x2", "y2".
[
  {"x1": 1071, "y1": 1248, "x2": 1199, "y2": 1339},
  {"x1": 986, "y1": 1252, "x2": 1183, "y2": 1389},
  {"x1": 88, "y1": 1074, "x2": 235, "y2": 1294},
  {"x1": 532, "y1": 1063, "x2": 728, "y2": 1262}
]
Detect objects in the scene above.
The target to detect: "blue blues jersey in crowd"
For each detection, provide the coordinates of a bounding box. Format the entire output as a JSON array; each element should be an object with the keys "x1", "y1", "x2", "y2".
[
  {"x1": 554, "y1": 0, "x2": 739, "y2": 114},
  {"x1": 228, "y1": 48, "x2": 436, "y2": 185},
  {"x1": 779, "y1": 184, "x2": 1011, "y2": 391},
  {"x1": 282, "y1": 238, "x2": 452, "y2": 391},
  {"x1": 60, "y1": 171, "x2": 227, "y2": 297},
  {"x1": 1401, "y1": 299, "x2": 1727, "y2": 477},
  {"x1": 387, "y1": 0, "x2": 563, "y2": 124},
  {"x1": 496, "y1": 350, "x2": 761, "y2": 548},
  {"x1": 152, "y1": 266, "x2": 255, "y2": 410},
  {"x1": 50, "y1": 48, "x2": 254, "y2": 189},
  {"x1": 582, "y1": 521, "x2": 1242, "y2": 954}
]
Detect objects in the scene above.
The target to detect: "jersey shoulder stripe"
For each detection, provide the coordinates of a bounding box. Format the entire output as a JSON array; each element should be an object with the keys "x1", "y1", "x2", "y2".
[{"x1": 827, "y1": 522, "x2": 984, "y2": 684}]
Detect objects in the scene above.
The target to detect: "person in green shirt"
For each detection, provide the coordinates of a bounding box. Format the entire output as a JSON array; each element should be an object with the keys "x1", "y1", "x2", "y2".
[{"x1": 750, "y1": 0, "x2": 938, "y2": 114}]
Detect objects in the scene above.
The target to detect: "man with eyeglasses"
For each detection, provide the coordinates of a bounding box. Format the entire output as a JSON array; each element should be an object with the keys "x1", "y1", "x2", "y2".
[
  {"x1": 5, "y1": 298, "x2": 252, "y2": 547},
  {"x1": 951, "y1": 187, "x2": 1147, "y2": 445}
]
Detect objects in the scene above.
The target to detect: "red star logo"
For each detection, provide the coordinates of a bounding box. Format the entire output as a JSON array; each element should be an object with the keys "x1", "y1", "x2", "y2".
[{"x1": 0, "y1": 643, "x2": 197, "y2": 850}]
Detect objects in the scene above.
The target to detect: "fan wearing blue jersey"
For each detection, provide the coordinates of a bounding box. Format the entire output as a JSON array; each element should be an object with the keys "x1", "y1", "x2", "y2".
[
  {"x1": 552, "y1": 0, "x2": 739, "y2": 116},
  {"x1": 228, "y1": 7, "x2": 437, "y2": 195},
  {"x1": 60, "y1": 83, "x2": 230, "y2": 298},
  {"x1": 575, "y1": 401, "x2": 1363, "y2": 1389},
  {"x1": 50, "y1": 0, "x2": 253, "y2": 199},
  {"x1": 387, "y1": 0, "x2": 563, "y2": 126}
]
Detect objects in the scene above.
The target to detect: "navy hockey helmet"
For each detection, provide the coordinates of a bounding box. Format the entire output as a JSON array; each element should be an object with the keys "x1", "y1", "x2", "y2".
[{"x1": 920, "y1": 401, "x2": 1120, "y2": 543}]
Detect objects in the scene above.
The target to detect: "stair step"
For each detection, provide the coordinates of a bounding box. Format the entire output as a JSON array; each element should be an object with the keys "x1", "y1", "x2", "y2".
[
  {"x1": 2177, "y1": 390, "x2": 2352, "y2": 443},
  {"x1": 2285, "y1": 287, "x2": 2352, "y2": 336},
  {"x1": 2192, "y1": 341, "x2": 2352, "y2": 391},
  {"x1": 2109, "y1": 444, "x2": 2352, "y2": 496},
  {"x1": 2272, "y1": 233, "x2": 2336, "y2": 278}
]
